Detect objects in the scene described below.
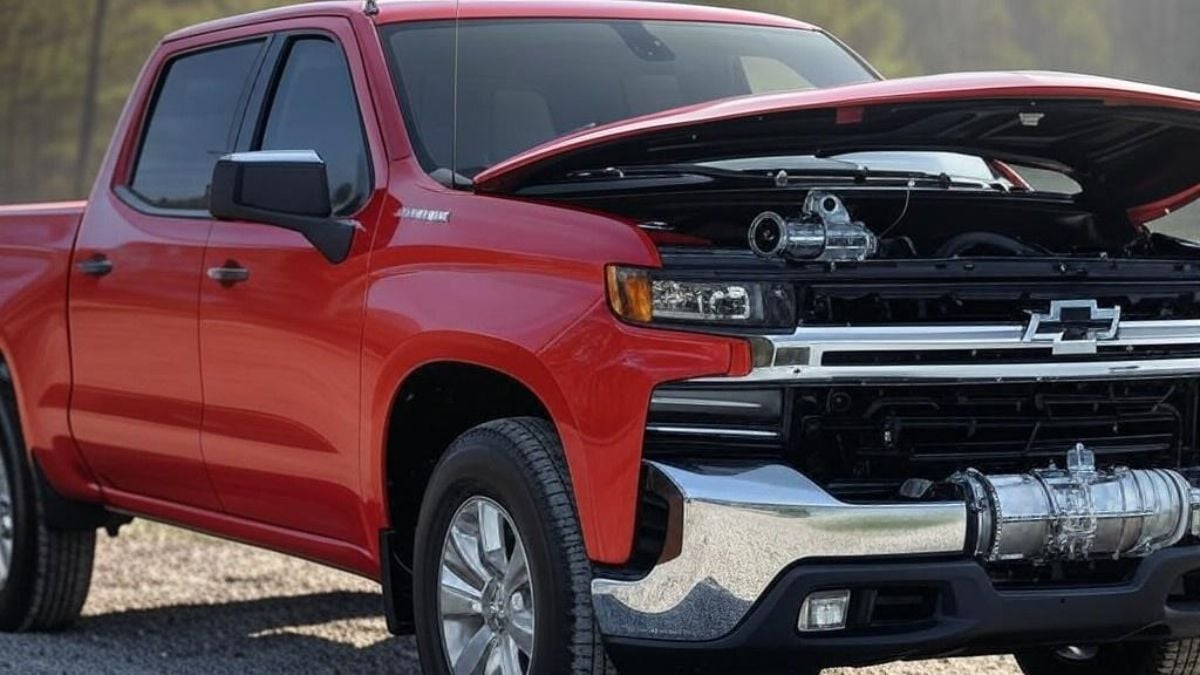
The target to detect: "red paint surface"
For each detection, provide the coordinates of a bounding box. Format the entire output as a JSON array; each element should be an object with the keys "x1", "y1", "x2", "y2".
[
  {"x1": 0, "y1": 3, "x2": 742, "y2": 572},
  {"x1": 0, "y1": 202, "x2": 99, "y2": 503},
  {"x1": 0, "y1": 2, "x2": 1197, "y2": 579},
  {"x1": 69, "y1": 194, "x2": 222, "y2": 510},
  {"x1": 475, "y1": 70, "x2": 1200, "y2": 193},
  {"x1": 197, "y1": 15, "x2": 387, "y2": 551}
]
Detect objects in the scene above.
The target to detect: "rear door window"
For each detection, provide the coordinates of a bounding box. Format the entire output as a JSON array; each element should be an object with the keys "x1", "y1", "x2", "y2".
[{"x1": 130, "y1": 41, "x2": 264, "y2": 210}]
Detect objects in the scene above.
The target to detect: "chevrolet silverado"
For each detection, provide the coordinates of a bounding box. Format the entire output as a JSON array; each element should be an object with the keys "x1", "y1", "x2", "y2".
[{"x1": 3, "y1": 1, "x2": 1200, "y2": 674}]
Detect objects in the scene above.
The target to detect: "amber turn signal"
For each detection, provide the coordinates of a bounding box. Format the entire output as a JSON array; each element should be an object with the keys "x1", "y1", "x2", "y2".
[{"x1": 606, "y1": 266, "x2": 654, "y2": 323}]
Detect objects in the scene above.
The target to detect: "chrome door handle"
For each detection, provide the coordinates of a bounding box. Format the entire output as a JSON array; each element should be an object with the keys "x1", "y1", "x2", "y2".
[
  {"x1": 77, "y1": 255, "x2": 114, "y2": 278},
  {"x1": 207, "y1": 261, "x2": 250, "y2": 288}
]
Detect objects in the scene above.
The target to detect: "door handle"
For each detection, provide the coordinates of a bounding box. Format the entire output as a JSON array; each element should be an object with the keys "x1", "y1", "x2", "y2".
[
  {"x1": 77, "y1": 255, "x2": 114, "y2": 278},
  {"x1": 207, "y1": 261, "x2": 250, "y2": 288}
]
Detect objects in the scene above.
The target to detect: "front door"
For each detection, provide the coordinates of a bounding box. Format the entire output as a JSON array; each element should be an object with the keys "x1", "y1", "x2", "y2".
[
  {"x1": 69, "y1": 39, "x2": 269, "y2": 509},
  {"x1": 199, "y1": 27, "x2": 379, "y2": 542}
]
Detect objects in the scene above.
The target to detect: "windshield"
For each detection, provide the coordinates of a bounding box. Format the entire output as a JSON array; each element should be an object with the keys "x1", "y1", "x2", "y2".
[{"x1": 380, "y1": 19, "x2": 878, "y2": 179}]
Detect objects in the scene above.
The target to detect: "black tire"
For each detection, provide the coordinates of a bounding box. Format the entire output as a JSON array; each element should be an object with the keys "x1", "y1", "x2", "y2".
[
  {"x1": 413, "y1": 417, "x2": 616, "y2": 675},
  {"x1": 0, "y1": 365, "x2": 96, "y2": 632},
  {"x1": 1016, "y1": 641, "x2": 1200, "y2": 675}
]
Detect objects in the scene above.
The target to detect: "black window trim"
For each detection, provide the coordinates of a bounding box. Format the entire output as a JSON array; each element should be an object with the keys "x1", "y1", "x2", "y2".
[
  {"x1": 237, "y1": 29, "x2": 376, "y2": 218},
  {"x1": 118, "y1": 37, "x2": 272, "y2": 219},
  {"x1": 118, "y1": 28, "x2": 376, "y2": 221},
  {"x1": 378, "y1": 20, "x2": 456, "y2": 179}
]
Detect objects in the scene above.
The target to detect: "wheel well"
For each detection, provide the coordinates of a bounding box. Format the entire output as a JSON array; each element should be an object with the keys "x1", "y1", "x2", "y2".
[{"x1": 381, "y1": 361, "x2": 550, "y2": 633}]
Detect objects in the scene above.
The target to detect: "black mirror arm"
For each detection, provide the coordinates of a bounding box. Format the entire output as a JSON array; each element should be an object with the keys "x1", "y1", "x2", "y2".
[
  {"x1": 306, "y1": 218, "x2": 357, "y2": 264},
  {"x1": 215, "y1": 205, "x2": 355, "y2": 264}
]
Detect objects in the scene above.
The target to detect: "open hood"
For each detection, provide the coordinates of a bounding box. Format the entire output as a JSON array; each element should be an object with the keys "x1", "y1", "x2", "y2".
[{"x1": 474, "y1": 72, "x2": 1200, "y2": 221}]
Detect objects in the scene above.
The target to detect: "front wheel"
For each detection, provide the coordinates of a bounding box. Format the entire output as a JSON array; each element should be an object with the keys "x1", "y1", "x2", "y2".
[
  {"x1": 413, "y1": 417, "x2": 614, "y2": 675},
  {"x1": 1016, "y1": 641, "x2": 1200, "y2": 675}
]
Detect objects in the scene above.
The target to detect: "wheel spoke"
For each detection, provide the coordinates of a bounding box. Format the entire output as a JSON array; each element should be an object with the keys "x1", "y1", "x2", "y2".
[
  {"x1": 439, "y1": 496, "x2": 534, "y2": 675},
  {"x1": 440, "y1": 568, "x2": 484, "y2": 618},
  {"x1": 476, "y1": 500, "x2": 508, "y2": 575},
  {"x1": 500, "y1": 543, "x2": 528, "y2": 596},
  {"x1": 484, "y1": 637, "x2": 505, "y2": 675},
  {"x1": 498, "y1": 635, "x2": 522, "y2": 675},
  {"x1": 447, "y1": 521, "x2": 491, "y2": 589},
  {"x1": 0, "y1": 456, "x2": 10, "y2": 587},
  {"x1": 453, "y1": 624, "x2": 495, "y2": 675},
  {"x1": 508, "y1": 608, "x2": 535, "y2": 656}
]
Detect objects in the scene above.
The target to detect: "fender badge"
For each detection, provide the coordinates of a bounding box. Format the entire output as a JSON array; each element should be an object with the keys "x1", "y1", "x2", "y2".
[{"x1": 400, "y1": 207, "x2": 451, "y2": 223}]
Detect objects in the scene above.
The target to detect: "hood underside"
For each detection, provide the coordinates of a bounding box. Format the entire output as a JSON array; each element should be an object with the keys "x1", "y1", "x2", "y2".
[{"x1": 475, "y1": 72, "x2": 1200, "y2": 219}]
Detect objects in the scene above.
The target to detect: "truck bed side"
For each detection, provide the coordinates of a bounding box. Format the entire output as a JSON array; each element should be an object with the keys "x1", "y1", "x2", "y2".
[{"x1": 0, "y1": 201, "x2": 100, "y2": 502}]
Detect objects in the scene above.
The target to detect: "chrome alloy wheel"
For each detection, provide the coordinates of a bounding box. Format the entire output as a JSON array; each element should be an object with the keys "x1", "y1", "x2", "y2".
[
  {"x1": 0, "y1": 448, "x2": 12, "y2": 588},
  {"x1": 439, "y1": 496, "x2": 535, "y2": 675}
]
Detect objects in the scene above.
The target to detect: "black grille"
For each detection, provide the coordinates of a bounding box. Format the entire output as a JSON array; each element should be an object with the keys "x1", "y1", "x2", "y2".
[
  {"x1": 790, "y1": 378, "x2": 1199, "y2": 500},
  {"x1": 801, "y1": 281, "x2": 1200, "y2": 325},
  {"x1": 988, "y1": 559, "x2": 1142, "y2": 588}
]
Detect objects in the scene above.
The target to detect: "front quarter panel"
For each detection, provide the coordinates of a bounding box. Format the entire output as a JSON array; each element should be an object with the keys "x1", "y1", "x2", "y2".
[{"x1": 362, "y1": 168, "x2": 744, "y2": 563}]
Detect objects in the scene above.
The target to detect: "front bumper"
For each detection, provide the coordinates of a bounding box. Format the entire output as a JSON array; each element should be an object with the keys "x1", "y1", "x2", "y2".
[
  {"x1": 591, "y1": 461, "x2": 1200, "y2": 669},
  {"x1": 604, "y1": 550, "x2": 1200, "y2": 673},
  {"x1": 591, "y1": 462, "x2": 968, "y2": 641}
]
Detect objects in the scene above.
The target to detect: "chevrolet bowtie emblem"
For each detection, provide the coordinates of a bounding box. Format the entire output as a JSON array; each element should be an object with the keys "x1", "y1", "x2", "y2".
[{"x1": 1023, "y1": 300, "x2": 1121, "y2": 355}]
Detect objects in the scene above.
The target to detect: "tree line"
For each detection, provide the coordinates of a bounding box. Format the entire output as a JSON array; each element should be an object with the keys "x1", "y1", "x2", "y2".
[{"x1": 1, "y1": 0, "x2": 1197, "y2": 204}]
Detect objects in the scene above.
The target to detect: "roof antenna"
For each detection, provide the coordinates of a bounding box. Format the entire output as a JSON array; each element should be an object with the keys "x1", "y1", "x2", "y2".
[
  {"x1": 450, "y1": 0, "x2": 462, "y2": 189},
  {"x1": 363, "y1": 0, "x2": 380, "y2": 17}
]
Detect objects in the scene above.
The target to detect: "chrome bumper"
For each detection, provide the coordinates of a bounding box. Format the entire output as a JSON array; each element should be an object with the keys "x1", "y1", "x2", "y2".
[{"x1": 591, "y1": 461, "x2": 968, "y2": 641}]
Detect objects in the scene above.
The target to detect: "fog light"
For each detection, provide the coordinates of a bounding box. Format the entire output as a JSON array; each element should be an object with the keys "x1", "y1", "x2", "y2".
[{"x1": 799, "y1": 589, "x2": 851, "y2": 632}]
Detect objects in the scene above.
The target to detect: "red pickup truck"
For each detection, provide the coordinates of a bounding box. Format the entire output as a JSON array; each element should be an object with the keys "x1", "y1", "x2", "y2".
[{"x1": 5, "y1": 1, "x2": 1200, "y2": 674}]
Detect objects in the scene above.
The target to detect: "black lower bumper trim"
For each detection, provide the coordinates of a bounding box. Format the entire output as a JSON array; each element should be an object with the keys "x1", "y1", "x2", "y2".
[{"x1": 605, "y1": 547, "x2": 1200, "y2": 674}]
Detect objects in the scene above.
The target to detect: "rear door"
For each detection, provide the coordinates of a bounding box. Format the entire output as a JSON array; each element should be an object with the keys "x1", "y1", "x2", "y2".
[
  {"x1": 69, "y1": 39, "x2": 268, "y2": 508},
  {"x1": 198, "y1": 21, "x2": 382, "y2": 542}
]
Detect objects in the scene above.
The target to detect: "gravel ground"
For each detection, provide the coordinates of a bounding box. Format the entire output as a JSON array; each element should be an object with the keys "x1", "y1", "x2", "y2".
[{"x1": 0, "y1": 521, "x2": 1021, "y2": 674}]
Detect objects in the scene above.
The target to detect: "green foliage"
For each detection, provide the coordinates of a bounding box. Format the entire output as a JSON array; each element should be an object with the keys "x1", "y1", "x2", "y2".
[
  {"x1": 718, "y1": 0, "x2": 918, "y2": 75},
  {"x1": 0, "y1": 0, "x2": 289, "y2": 203},
  {"x1": 699, "y1": 0, "x2": 1200, "y2": 86},
  {"x1": 1, "y1": 0, "x2": 1198, "y2": 203}
]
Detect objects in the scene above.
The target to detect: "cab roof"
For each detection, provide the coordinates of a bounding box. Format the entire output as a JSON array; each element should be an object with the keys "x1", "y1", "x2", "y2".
[{"x1": 167, "y1": 0, "x2": 816, "y2": 43}]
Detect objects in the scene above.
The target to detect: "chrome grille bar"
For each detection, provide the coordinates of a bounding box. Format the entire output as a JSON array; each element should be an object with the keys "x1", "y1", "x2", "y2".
[{"x1": 702, "y1": 320, "x2": 1200, "y2": 383}]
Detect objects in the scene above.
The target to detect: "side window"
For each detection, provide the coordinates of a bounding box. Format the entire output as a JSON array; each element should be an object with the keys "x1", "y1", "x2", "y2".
[
  {"x1": 258, "y1": 38, "x2": 370, "y2": 216},
  {"x1": 130, "y1": 41, "x2": 264, "y2": 210}
]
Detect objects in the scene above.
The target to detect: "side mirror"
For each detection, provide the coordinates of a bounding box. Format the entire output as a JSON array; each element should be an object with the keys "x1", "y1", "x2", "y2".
[{"x1": 209, "y1": 150, "x2": 355, "y2": 264}]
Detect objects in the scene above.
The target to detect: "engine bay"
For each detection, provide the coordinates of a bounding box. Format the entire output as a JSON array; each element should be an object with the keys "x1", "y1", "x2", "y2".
[{"x1": 553, "y1": 182, "x2": 1200, "y2": 262}]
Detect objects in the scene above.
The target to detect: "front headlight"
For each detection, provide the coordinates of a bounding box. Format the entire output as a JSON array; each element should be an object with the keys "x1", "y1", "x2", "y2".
[{"x1": 606, "y1": 266, "x2": 794, "y2": 328}]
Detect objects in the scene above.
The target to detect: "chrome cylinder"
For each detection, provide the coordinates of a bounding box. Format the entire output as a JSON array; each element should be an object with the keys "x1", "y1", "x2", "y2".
[
  {"x1": 955, "y1": 444, "x2": 1194, "y2": 562},
  {"x1": 748, "y1": 211, "x2": 824, "y2": 259},
  {"x1": 747, "y1": 192, "x2": 877, "y2": 261}
]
